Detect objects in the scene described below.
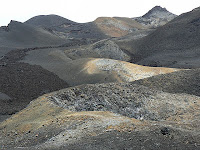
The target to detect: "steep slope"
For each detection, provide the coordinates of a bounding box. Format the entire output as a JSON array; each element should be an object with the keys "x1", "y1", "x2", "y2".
[
  {"x1": 0, "y1": 63, "x2": 69, "y2": 115},
  {"x1": 0, "y1": 20, "x2": 66, "y2": 48},
  {"x1": 133, "y1": 6, "x2": 177, "y2": 28},
  {"x1": 0, "y1": 82, "x2": 199, "y2": 149},
  {"x1": 0, "y1": 48, "x2": 69, "y2": 117},
  {"x1": 133, "y1": 68, "x2": 200, "y2": 97},
  {"x1": 126, "y1": 7, "x2": 200, "y2": 68},
  {"x1": 25, "y1": 14, "x2": 76, "y2": 28}
]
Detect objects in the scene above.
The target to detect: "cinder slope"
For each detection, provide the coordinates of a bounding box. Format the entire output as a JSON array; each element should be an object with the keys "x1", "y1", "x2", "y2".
[
  {"x1": 133, "y1": 68, "x2": 200, "y2": 97},
  {"x1": 0, "y1": 20, "x2": 66, "y2": 48},
  {"x1": 126, "y1": 7, "x2": 200, "y2": 68},
  {"x1": 0, "y1": 82, "x2": 199, "y2": 149}
]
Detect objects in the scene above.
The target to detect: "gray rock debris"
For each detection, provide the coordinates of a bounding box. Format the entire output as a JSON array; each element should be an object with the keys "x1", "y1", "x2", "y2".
[{"x1": 48, "y1": 82, "x2": 200, "y2": 121}]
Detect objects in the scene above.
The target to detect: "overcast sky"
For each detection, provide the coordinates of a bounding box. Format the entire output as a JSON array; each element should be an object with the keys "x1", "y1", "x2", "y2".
[{"x1": 0, "y1": 0, "x2": 200, "y2": 26}]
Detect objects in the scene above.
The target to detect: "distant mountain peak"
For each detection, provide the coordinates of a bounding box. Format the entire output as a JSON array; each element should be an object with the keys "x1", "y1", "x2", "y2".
[
  {"x1": 150, "y1": 6, "x2": 167, "y2": 12},
  {"x1": 142, "y1": 6, "x2": 176, "y2": 19},
  {"x1": 132, "y1": 6, "x2": 177, "y2": 28}
]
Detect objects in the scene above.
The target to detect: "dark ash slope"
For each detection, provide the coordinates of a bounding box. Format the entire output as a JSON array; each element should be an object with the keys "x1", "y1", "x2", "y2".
[
  {"x1": 133, "y1": 68, "x2": 200, "y2": 96},
  {"x1": 0, "y1": 48, "x2": 69, "y2": 116},
  {"x1": 0, "y1": 20, "x2": 66, "y2": 48}
]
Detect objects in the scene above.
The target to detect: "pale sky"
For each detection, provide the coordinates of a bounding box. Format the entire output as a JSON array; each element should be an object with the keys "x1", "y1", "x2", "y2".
[{"x1": 0, "y1": 0, "x2": 200, "y2": 26}]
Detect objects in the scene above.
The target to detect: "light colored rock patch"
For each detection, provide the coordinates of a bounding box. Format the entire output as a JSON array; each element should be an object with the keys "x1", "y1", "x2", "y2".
[
  {"x1": 85, "y1": 58, "x2": 180, "y2": 82},
  {"x1": 64, "y1": 39, "x2": 130, "y2": 61},
  {"x1": 93, "y1": 40, "x2": 130, "y2": 61},
  {"x1": 100, "y1": 19, "x2": 130, "y2": 31}
]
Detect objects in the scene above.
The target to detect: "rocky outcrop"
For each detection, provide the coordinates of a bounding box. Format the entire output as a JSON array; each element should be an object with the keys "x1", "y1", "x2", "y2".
[
  {"x1": 133, "y1": 6, "x2": 177, "y2": 28},
  {"x1": 64, "y1": 39, "x2": 131, "y2": 61}
]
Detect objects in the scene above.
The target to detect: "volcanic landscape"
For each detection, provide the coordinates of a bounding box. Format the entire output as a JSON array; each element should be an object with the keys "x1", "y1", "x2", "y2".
[{"x1": 0, "y1": 6, "x2": 200, "y2": 150}]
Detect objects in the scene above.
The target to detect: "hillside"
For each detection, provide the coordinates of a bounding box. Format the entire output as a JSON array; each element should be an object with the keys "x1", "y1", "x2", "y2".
[
  {"x1": 122, "y1": 7, "x2": 200, "y2": 68},
  {"x1": 133, "y1": 68, "x2": 200, "y2": 96},
  {"x1": 63, "y1": 39, "x2": 131, "y2": 61},
  {"x1": 0, "y1": 47, "x2": 69, "y2": 116},
  {"x1": 0, "y1": 22, "x2": 69, "y2": 113},
  {"x1": 0, "y1": 82, "x2": 199, "y2": 149},
  {"x1": 21, "y1": 47, "x2": 179, "y2": 86},
  {"x1": 49, "y1": 21, "x2": 108, "y2": 40},
  {"x1": 94, "y1": 17, "x2": 145, "y2": 37},
  {"x1": 0, "y1": 43, "x2": 179, "y2": 122},
  {"x1": 0, "y1": 6, "x2": 200, "y2": 149},
  {"x1": 23, "y1": 7, "x2": 176, "y2": 42},
  {"x1": 25, "y1": 15, "x2": 145, "y2": 39},
  {"x1": 0, "y1": 20, "x2": 66, "y2": 49}
]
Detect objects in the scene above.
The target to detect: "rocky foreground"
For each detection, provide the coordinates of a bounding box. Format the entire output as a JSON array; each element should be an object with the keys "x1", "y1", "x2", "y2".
[{"x1": 0, "y1": 82, "x2": 199, "y2": 149}]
